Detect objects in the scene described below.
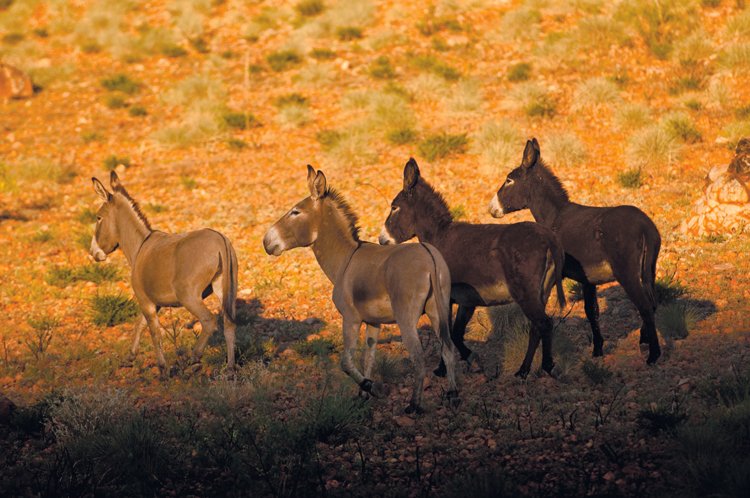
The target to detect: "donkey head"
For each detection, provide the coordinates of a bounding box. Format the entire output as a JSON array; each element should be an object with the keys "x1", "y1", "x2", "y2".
[
  {"x1": 90, "y1": 171, "x2": 123, "y2": 261},
  {"x1": 263, "y1": 165, "x2": 327, "y2": 256},
  {"x1": 489, "y1": 138, "x2": 540, "y2": 218},
  {"x1": 379, "y1": 158, "x2": 421, "y2": 245}
]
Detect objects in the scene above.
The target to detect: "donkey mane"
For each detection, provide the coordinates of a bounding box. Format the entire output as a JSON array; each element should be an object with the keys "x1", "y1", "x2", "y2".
[
  {"x1": 416, "y1": 179, "x2": 453, "y2": 226},
  {"x1": 534, "y1": 159, "x2": 570, "y2": 203},
  {"x1": 114, "y1": 185, "x2": 152, "y2": 231},
  {"x1": 325, "y1": 187, "x2": 360, "y2": 241}
]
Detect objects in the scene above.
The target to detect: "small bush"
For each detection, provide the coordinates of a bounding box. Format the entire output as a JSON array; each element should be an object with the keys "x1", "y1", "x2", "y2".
[
  {"x1": 373, "y1": 353, "x2": 404, "y2": 384},
  {"x1": 507, "y1": 62, "x2": 531, "y2": 82},
  {"x1": 90, "y1": 293, "x2": 139, "y2": 327},
  {"x1": 293, "y1": 337, "x2": 337, "y2": 358},
  {"x1": 296, "y1": 0, "x2": 325, "y2": 17},
  {"x1": 471, "y1": 121, "x2": 520, "y2": 173},
  {"x1": 370, "y1": 56, "x2": 396, "y2": 79},
  {"x1": 32, "y1": 230, "x2": 54, "y2": 243},
  {"x1": 655, "y1": 273, "x2": 688, "y2": 304},
  {"x1": 337, "y1": 26, "x2": 363, "y2": 41},
  {"x1": 180, "y1": 175, "x2": 197, "y2": 190},
  {"x1": 418, "y1": 132, "x2": 468, "y2": 161},
  {"x1": 720, "y1": 120, "x2": 750, "y2": 150},
  {"x1": 617, "y1": 167, "x2": 643, "y2": 189},
  {"x1": 222, "y1": 111, "x2": 259, "y2": 130},
  {"x1": 128, "y1": 105, "x2": 147, "y2": 117},
  {"x1": 544, "y1": 132, "x2": 588, "y2": 168},
  {"x1": 26, "y1": 316, "x2": 59, "y2": 360},
  {"x1": 101, "y1": 74, "x2": 140, "y2": 95},
  {"x1": 616, "y1": 0, "x2": 698, "y2": 59},
  {"x1": 571, "y1": 77, "x2": 621, "y2": 112},
  {"x1": 227, "y1": 138, "x2": 247, "y2": 150},
  {"x1": 302, "y1": 392, "x2": 368, "y2": 445},
  {"x1": 387, "y1": 127, "x2": 418, "y2": 145},
  {"x1": 267, "y1": 49, "x2": 302, "y2": 72},
  {"x1": 565, "y1": 280, "x2": 583, "y2": 302},
  {"x1": 408, "y1": 53, "x2": 460, "y2": 81},
  {"x1": 581, "y1": 359, "x2": 613, "y2": 385},
  {"x1": 46, "y1": 264, "x2": 119, "y2": 287},
  {"x1": 657, "y1": 302, "x2": 698, "y2": 340},
  {"x1": 615, "y1": 103, "x2": 652, "y2": 130},
  {"x1": 638, "y1": 402, "x2": 687, "y2": 434},
  {"x1": 82, "y1": 131, "x2": 104, "y2": 143},
  {"x1": 507, "y1": 83, "x2": 556, "y2": 117},
  {"x1": 661, "y1": 112, "x2": 702, "y2": 143},
  {"x1": 276, "y1": 104, "x2": 310, "y2": 128},
  {"x1": 721, "y1": 43, "x2": 750, "y2": 70},
  {"x1": 500, "y1": 6, "x2": 542, "y2": 41},
  {"x1": 105, "y1": 95, "x2": 128, "y2": 109},
  {"x1": 103, "y1": 155, "x2": 131, "y2": 171},
  {"x1": 161, "y1": 44, "x2": 187, "y2": 58},
  {"x1": 310, "y1": 48, "x2": 336, "y2": 59},
  {"x1": 625, "y1": 125, "x2": 681, "y2": 169},
  {"x1": 274, "y1": 93, "x2": 308, "y2": 108},
  {"x1": 316, "y1": 129, "x2": 342, "y2": 150}
]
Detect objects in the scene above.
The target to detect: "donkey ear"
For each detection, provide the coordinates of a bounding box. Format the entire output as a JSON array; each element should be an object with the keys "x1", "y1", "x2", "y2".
[
  {"x1": 306, "y1": 164, "x2": 317, "y2": 195},
  {"x1": 92, "y1": 177, "x2": 112, "y2": 201},
  {"x1": 403, "y1": 157, "x2": 420, "y2": 191},
  {"x1": 110, "y1": 170, "x2": 121, "y2": 189},
  {"x1": 521, "y1": 139, "x2": 540, "y2": 169},
  {"x1": 311, "y1": 170, "x2": 327, "y2": 200}
]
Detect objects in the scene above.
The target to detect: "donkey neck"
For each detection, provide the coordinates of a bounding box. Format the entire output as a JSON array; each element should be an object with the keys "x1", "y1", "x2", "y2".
[
  {"x1": 528, "y1": 172, "x2": 569, "y2": 228},
  {"x1": 115, "y1": 197, "x2": 152, "y2": 266},
  {"x1": 311, "y1": 202, "x2": 359, "y2": 284}
]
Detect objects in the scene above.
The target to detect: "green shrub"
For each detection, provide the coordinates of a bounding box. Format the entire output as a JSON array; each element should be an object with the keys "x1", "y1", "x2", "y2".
[
  {"x1": 617, "y1": 167, "x2": 643, "y2": 189},
  {"x1": 310, "y1": 48, "x2": 336, "y2": 59},
  {"x1": 274, "y1": 93, "x2": 308, "y2": 108},
  {"x1": 581, "y1": 359, "x2": 613, "y2": 385},
  {"x1": 128, "y1": 105, "x2": 147, "y2": 117},
  {"x1": 565, "y1": 280, "x2": 583, "y2": 302},
  {"x1": 337, "y1": 26, "x2": 362, "y2": 40},
  {"x1": 720, "y1": 120, "x2": 750, "y2": 150},
  {"x1": 373, "y1": 353, "x2": 404, "y2": 383},
  {"x1": 26, "y1": 316, "x2": 59, "y2": 360},
  {"x1": 507, "y1": 83, "x2": 556, "y2": 117},
  {"x1": 296, "y1": 0, "x2": 325, "y2": 17},
  {"x1": 370, "y1": 56, "x2": 396, "y2": 79},
  {"x1": 544, "y1": 132, "x2": 588, "y2": 168},
  {"x1": 657, "y1": 302, "x2": 698, "y2": 340},
  {"x1": 301, "y1": 391, "x2": 368, "y2": 444},
  {"x1": 293, "y1": 337, "x2": 337, "y2": 358},
  {"x1": 387, "y1": 127, "x2": 417, "y2": 145},
  {"x1": 471, "y1": 121, "x2": 520, "y2": 174},
  {"x1": 655, "y1": 273, "x2": 688, "y2": 304},
  {"x1": 571, "y1": 77, "x2": 621, "y2": 112},
  {"x1": 408, "y1": 53, "x2": 460, "y2": 81},
  {"x1": 267, "y1": 49, "x2": 302, "y2": 72},
  {"x1": 105, "y1": 95, "x2": 128, "y2": 109},
  {"x1": 222, "y1": 111, "x2": 259, "y2": 130},
  {"x1": 227, "y1": 138, "x2": 248, "y2": 150},
  {"x1": 616, "y1": 0, "x2": 698, "y2": 59},
  {"x1": 101, "y1": 74, "x2": 140, "y2": 94},
  {"x1": 638, "y1": 402, "x2": 687, "y2": 434},
  {"x1": 161, "y1": 44, "x2": 187, "y2": 58},
  {"x1": 507, "y1": 62, "x2": 531, "y2": 82},
  {"x1": 418, "y1": 132, "x2": 468, "y2": 161},
  {"x1": 90, "y1": 293, "x2": 139, "y2": 327},
  {"x1": 103, "y1": 155, "x2": 131, "y2": 171},
  {"x1": 180, "y1": 175, "x2": 197, "y2": 190},
  {"x1": 46, "y1": 264, "x2": 119, "y2": 287},
  {"x1": 661, "y1": 112, "x2": 702, "y2": 143},
  {"x1": 615, "y1": 103, "x2": 652, "y2": 130},
  {"x1": 625, "y1": 125, "x2": 681, "y2": 169}
]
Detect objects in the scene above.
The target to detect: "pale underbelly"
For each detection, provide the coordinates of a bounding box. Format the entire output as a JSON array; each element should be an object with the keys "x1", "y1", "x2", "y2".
[{"x1": 584, "y1": 261, "x2": 615, "y2": 285}]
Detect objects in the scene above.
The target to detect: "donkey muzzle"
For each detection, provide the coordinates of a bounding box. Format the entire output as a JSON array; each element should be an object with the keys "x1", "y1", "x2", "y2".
[
  {"x1": 262, "y1": 226, "x2": 284, "y2": 256},
  {"x1": 488, "y1": 194, "x2": 505, "y2": 218},
  {"x1": 89, "y1": 236, "x2": 107, "y2": 262},
  {"x1": 378, "y1": 226, "x2": 395, "y2": 245}
]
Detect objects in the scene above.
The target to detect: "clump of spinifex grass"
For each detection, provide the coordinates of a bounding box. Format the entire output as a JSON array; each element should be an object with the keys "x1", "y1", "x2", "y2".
[
  {"x1": 407, "y1": 53, "x2": 460, "y2": 81},
  {"x1": 46, "y1": 264, "x2": 120, "y2": 287},
  {"x1": 90, "y1": 293, "x2": 139, "y2": 327},
  {"x1": 507, "y1": 62, "x2": 531, "y2": 82},
  {"x1": 617, "y1": 167, "x2": 643, "y2": 189},
  {"x1": 657, "y1": 302, "x2": 698, "y2": 340},
  {"x1": 418, "y1": 133, "x2": 468, "y2": 161},
  {"x1": 625, "y1": 125, "x2": 681, "y2": 170},
  {"x1": 570, "y1": 77, "x2": 621, "y2": 112},
  {"x1": 267, "y1": 49, "x2": 303, "y2": 72},
  {"x1": 101, "y1": 74, "x2": 140, "y2": 95},
  {"x1": 471, "y1": 121, "x2": 520, "y2": 175},
  {"x1": 505, "y1": 82, "x2": 556, "y2": 117},
  {"x1": 543, "y1": 132, "x2": 588, "y2": 168}
]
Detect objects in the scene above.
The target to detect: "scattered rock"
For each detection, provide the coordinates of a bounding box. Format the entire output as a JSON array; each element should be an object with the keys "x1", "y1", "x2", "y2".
[{"x1": 0, "y1": 62, "x2": 34, "y2": 100}]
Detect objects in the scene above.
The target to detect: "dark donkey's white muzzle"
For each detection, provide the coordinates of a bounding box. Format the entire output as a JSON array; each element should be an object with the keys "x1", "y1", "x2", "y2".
[{"x1": 488, "y1": 194, "x2": 505, "y2": 218}]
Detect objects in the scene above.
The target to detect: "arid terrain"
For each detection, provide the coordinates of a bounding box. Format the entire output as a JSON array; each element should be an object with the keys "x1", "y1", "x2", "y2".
[{"x1": 1, "y1": 0, "x2": 749, "y2": 496}]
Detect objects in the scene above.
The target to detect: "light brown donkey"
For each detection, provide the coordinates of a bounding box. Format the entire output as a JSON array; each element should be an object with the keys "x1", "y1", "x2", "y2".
[
  {"x1": 90, "y1": 171, "x2": 238, "y2": 376},
  {"x1": 263, "y1": 166, "x2": 458, "y2": 413}
]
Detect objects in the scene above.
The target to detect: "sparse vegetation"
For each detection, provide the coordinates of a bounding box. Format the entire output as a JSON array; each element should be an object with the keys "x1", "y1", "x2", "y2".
[
  {"x1": 408, "y1": 53, "x2": 460, "y2": 81},
  {"x1": 571, "y1": 77, "x2": 621, "y2": 112},
  {"x1": 506, "y1": 83, "x2": 556, "y2": 117},
  {"x1": 507, "y1": 62, "x2": 531, "y2": 82},
  {"x1": 222, "y1": 111, "x2": 259, "y2": 130},
  {"x1": 296, "y1": 0, "x2": 325, "y2": 18},
  {"x1": 418, "y1": 132, "x2": 468, "y2": 161},
  {"x1": 617, "y1": 167, "x2": 643, "y2": 189},
  {"x1": 544, "y1": 132, "x2": 588, "y2": 168},
  {"x1": 615, "y1": 103, "x2": 652, "y2": 130},
  {"x1": 25, "y1": 316, "x2": 59, "y2": 360},
  {"x1": 267, "y1": 49, "x2": 303, "y2": 72},
  {"x1": 471, "y1": 121, "x2": 520, "y2": 174},
  {"x1": 47, "y1": 264, "x2": 120, "y2": 287},
  {"x1": 128, "y1": 105, "x2": 147, "y2": 117},
  {"x1": 657, "y1": 302, "x2": 698, "y2": 339},
  {"x1": 337, "y1": 26, "x2": 363, "y2": 41},
  {"x1": 661, "y1": 112, "x2": 702, "y2": 143},
  {"x1": 370, "y1": 56, "x2": 396, "y2": 79},
  {"x1": 655, "y1": 273, "x2": 688, "y2": 304},
  {"x1": 625, "y1": 125, "x2": 681, "y2": 169},
  {"x1": 90, "y1": 293, "x2": 139, "y2": 327},
  {"x1": 101, "y1": 74, "x2": 140, "y2": 95},
  {"x1": 581, "y1": 359, "x2": 613, "y2": 385}
]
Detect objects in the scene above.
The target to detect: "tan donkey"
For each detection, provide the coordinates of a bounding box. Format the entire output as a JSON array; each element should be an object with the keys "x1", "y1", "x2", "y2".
[
  {"x1": 264, "y1": 166, "x2": 459, "y2": 413},
  {"x1": 90, "y1": 171, "x2": 238, "y2": 376}
]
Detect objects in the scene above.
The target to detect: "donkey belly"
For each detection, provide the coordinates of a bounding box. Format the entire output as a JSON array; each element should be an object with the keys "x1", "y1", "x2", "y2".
[
  {"x1": 451, "y1": 282, "x2": 513, "y2": 307},
  {"x1": 583, "y1": 260, "x2": 615, "y2": 285}
]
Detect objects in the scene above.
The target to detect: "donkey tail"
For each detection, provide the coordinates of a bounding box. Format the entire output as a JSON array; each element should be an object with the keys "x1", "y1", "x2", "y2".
[
  {"x1": 420, "y1": 243, "x2": 453, "y2": 346},
  {"x1": 219, "y1": 234, "x2": 238, "y2": 323},
  {"x1": 640, "y1": 229, "x2": 660, "y2": 311}
]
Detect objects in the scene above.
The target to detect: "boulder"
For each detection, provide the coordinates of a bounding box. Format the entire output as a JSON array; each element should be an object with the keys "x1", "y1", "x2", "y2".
[
  {"x1": 682, "y1": 140, "x2": 750, "y2": 238},
  {"x1": 0, "y1": 62, "x2": 34, "y2": 100}
]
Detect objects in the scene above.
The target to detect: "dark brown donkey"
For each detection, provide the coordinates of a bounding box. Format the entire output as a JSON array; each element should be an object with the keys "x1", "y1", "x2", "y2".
[
  {"x1": 490, "y1": 138, "x2": 661, "y2": 364},
  {"x1": 380, "y1": 158, "x2": 566, "y2": 379},
  {"x1": 90, "y1": 171, "x2": 238, "y2": 376},
  {"x1": 263, "y1": 166, "x2": 458, "y2": 413}
]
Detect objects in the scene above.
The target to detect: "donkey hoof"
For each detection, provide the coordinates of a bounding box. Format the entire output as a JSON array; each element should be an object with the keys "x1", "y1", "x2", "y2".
[
  {"x1": 466, "y1": 352, "x2": 483, "y2": 373},
  {"x1": 592, "y1": 348, "x2": 603, "y2": 358},
  {"x1": 433, "y1": 362, "x2": 447, "y2": 378},
  {"x1": 358, "y1": 389, "x2": 372, "y2": 400},
  {"x1": 404, "y1": 403, "x2": 424, "y2": 415},
  {"x1": 542, "y1": 361, "x2": 555, "y2": 375},
  {"x1": 646, "y1": 350, "x2": 661, "y2": 365},
  {"x1": 446, "y1": 390, "x2": 461, "y2": 408},
  {"x1": 514, "y1": 368, "x2": 529, "y2": 380}
]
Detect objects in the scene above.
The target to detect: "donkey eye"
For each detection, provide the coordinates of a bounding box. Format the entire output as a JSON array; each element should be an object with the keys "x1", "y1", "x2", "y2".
[
  {"x1": 290, "y1": 209, "x2": 301, "y2": 216},
  {"x1": 505, "y1": 178, "x2": 514, "y2": 186},
  {"x1": 96, "y1": 216, "x2": 102, "y2": 222},
  {"x1": 391, "y1": 205, "x2": 400, "y2": 212}
]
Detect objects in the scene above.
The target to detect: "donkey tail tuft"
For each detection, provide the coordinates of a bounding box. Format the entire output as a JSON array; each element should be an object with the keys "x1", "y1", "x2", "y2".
[{"x1": 219, "y1": 235, "x2": 238, "y2": 323}]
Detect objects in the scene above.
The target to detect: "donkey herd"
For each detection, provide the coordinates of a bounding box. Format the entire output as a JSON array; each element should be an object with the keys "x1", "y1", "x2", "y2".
[{"x1": 89, "y1": 138, "x2": 661, "y2": 413}]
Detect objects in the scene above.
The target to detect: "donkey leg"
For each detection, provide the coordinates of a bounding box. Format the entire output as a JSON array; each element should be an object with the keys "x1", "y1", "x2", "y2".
[
  {"x1": 396, "y1": 316, "x2": 426, "y2": 414},
  {"x1": 142, "y1": 306, "x2": 168, "y2": 376},
  {"x1": 223, "y1": 315, "x2": 237, "y2": 376},
  {"x1": 340, "y1": 318, "x2": 371, "y2": 392},
  {"x1": 582, "y1": 283, "x2": 604, "y2": 357},
  {"x1": 618, "y1": 276, "x2": 661, "y2": 365},
  {"x1": 362, "y1": 324, "x2": 381, "y2": 380},
  {"x1": 425, "y1": 301, "x2": 459, "y2": 405},
  {"x1": 122, "y1": 314, "x2": 147, "y2": 367},
  {"x1": 515, "y1": 305, "x2": 552, "y2": 379},
  {"x1": 435, "y1": 305, "x2": 475, "y2": 377},
  {"x1": 177, "y1": 294, "x2": 219, "y2": 367}
]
